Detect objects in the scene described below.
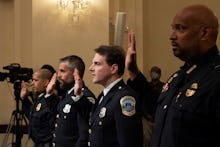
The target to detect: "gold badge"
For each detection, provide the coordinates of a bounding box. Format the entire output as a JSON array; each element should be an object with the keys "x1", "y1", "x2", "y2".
[
  {"x1": 185, "y1": 89, "x2": 196, "y2": 97},
  {"x1": 36, "y1": 103, "x2": 41, "y2": 111},
  {"x1": 191, "y1": 83, "x2": 198, "y2": 89}
]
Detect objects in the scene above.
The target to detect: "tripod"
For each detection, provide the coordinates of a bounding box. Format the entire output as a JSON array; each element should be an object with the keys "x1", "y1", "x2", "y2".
[{"x1": 2, "y1": 81, "x2": 28, "y2": 147}]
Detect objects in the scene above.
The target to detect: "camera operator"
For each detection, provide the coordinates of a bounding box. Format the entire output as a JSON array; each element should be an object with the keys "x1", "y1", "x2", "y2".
[{"x1": 20, "y1": 69, "x2": 59, "y2": 147}]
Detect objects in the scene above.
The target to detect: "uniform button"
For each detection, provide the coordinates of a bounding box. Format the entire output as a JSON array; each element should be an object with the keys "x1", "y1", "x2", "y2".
[
  {"x1": 53, "y1": 133, "x2": 56, "y2": 137},
  {"x1": 64, "y1": 115, "x2": 67, "y2": 119},
  {"x1": 163, "y1": 105, "x2": 167, "y2": 109},
  {"x1": 88, "y1": 129, "x2": 92, "y2": 134},
  {"x1": 88, "y1": 141, "x2": 91, "y2": 146},
  {"x1": 56, "y1": 114, "x2": 59, "y2": 118},
  {"x1": 99, "y1": 121, "x2": 102, "y2": 125},
  {"x1": 52, "y1": 142, "x2": 56, "y2": 147},
  {"x1": 55, "y1": 123, "x2": 58, "y2": 128}
]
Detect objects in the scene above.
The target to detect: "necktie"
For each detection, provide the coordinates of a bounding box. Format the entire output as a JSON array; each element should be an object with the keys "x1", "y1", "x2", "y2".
[{"x1": 98, "y1": 92, "x2": 104, "y2": 105}]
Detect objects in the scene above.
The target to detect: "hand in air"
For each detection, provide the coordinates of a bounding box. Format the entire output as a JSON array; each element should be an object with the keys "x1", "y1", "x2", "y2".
[{"x1": 73, "y1": 68, "x2": 83, "y2": 96}]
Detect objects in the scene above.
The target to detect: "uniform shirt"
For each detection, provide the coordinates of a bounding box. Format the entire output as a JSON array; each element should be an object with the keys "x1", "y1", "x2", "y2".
[
  {"x1": 150, "y1": 45, "x2": 220, "y2": 147},
  {"x1": 89, "y1": 79, "x2": 143, "y2": 147},
  {"x1": 53, "y1": 85, "x2": 95, "y2": 147},
  {"x1": 22, "y1": 92, "x2": 58, "y2": 144}
]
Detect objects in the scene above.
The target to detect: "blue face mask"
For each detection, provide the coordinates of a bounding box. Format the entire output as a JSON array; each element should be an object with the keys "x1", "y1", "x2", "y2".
[{"x1": 150, "y1": 71, "x2": 160, "y2": 80}]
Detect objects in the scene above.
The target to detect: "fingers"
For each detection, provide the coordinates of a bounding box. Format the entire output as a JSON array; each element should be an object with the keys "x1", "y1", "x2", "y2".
[
  {"x1": 130, "y1": 31, "x2": 136, "y2": 51},
  {"x1": 51, "y1": 73, "x2": 57, "y2": 83},
  {"x1": 21, "y1": 81, "x2": 26, "y2": 88},
  {"x1": 73, "y1": 68, "x2": 81, "y2": 81},
  {"x1": 46, "y1": 73, "x2": 57, "y2": 94},
  {"x1": 73, "y1": 68, "x2": 83, "y2": 96}
]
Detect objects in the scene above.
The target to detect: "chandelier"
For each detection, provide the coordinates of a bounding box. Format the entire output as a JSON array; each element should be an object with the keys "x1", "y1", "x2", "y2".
[{"x1": 57, "y1": 0, "x2": 90, "y2": 23}]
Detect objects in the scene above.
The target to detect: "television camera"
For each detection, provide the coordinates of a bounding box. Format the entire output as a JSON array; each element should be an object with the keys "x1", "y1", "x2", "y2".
[
  {"x1": 0, "y1": 63, "x2": 33, "y2": 147},
  {"x1": 0, "y1": 63, "x2": 33, "y2": 83}
]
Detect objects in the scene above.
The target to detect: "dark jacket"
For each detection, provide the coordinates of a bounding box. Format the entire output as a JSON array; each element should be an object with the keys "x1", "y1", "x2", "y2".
[
  {"x1": 89, "y1": 80, "x2": 143, "y2": 147},
  {"x1": 53, "y1": 85, "x2": 95, "y2": 147},
  {"x1": 150, "y1": 46, "x2": 220, "y2": 147},
  {"x1": 22, "y1": 92, "x2": 59, "y2": 144}
]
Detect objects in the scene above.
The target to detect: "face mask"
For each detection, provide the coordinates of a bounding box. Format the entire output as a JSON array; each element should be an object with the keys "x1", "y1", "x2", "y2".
[{"x1": 150, "y1": 71, "x2": 160, "y2": 80}]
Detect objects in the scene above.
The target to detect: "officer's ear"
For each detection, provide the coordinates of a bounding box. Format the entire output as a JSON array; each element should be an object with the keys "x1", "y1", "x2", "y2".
[
  {"x1": 200, "y1": 26, "x2": 212, "y2": 40},
  {"x1": 44, "y1": 79, "x2": 50, "y2": 88},
  {"x1": 110, "y1": 64, "x2": 118, "y2": 75}
]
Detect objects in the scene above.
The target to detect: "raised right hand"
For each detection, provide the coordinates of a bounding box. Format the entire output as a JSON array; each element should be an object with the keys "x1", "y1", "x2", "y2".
[
  {"x1": 20, "y1": 81, "x2": 29, "y2": 99},
  {"x1": 125, "y1": 31, "x2": 139, "y2": 80}
]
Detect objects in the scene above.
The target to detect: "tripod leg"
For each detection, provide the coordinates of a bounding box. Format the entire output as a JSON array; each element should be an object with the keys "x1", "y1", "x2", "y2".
[{"x1": 2, "y1": 111, "x2": 16, "y2": 147}]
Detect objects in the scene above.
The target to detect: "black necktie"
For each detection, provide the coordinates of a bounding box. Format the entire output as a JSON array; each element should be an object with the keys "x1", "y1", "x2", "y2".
[
  {"x1": 92, "y1": 92, "x2": 103, "y2": 113},
  {"x1": 98, "y1": 92, "x2": 104, "y2": 105}
]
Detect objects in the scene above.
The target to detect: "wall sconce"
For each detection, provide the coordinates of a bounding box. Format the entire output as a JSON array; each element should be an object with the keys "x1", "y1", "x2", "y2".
[{"x1": 57, "y1": 0, "x2": 91, "y2": 23}]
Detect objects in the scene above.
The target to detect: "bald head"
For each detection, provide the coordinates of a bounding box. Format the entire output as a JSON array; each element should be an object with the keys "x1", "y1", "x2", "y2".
[
  {"x1": 170, "y1": 4, "x2": 219, "y2": 62},
  {"x1": 35, "y1": 69, "x2": 53, "y2": 81},
  {"x1": 177, "y1": 4, "x2": 218, "y2": 41}
]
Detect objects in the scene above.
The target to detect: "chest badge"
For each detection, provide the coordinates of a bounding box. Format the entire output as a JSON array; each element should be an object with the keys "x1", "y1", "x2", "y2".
[
  {"x1": 185, "y1": 89, "x2": 196, "y2": 97},
  {"x1": 185, "y1": 83, "x2": 198, "y2": 97},
  {"x1": 191, "y1": 83, "x2": 198, "y2": 89},
  {"x1": 99, "y1": 107, "x2": 106, "y2": 118},
  {"x1": 63, "y1": 104, "x2": 71, "y2": 113},
  {"x1": 36, "y1": 103, "x2": 41, "y2": 111}
]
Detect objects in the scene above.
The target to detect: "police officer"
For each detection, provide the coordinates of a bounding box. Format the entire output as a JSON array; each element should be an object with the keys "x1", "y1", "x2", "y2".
[
  {"x1": 88, "y1": 45, "x2": 143, "y2": 147},
  {"x1": 21, "y1": 69, "x2": 59, "y2": 147},
  {"x1": 126, "y1": 4, "x2": 220, "y2": 147},
  {"x1": 52, "y1": 55, "x2": 95, "y2": 147}
]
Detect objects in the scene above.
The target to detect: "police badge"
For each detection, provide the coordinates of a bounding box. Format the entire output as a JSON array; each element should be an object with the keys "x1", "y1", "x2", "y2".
[
  {"x1": 99, "y1": 107, "x2": 106, "y2": 118},
  {"x1": 63, "y1": 104, "x2": 71, "y2": 113}
]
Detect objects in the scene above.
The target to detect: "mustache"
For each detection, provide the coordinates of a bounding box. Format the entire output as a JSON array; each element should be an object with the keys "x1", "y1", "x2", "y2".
[{"x1": 171, "y1": 41, "x2": 178, "y2": 47}]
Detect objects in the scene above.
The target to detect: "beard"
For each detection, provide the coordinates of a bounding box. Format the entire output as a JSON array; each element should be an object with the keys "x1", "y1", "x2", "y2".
[{"x1": 58, "y1": 79, "x2": 75, "y2": 91}]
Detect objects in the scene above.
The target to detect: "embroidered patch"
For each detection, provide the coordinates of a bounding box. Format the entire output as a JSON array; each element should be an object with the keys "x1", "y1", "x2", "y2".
[
  {"x1": 63, "y1": 104, "x2": 71, "y2": 113},
  {"x1": 120, "y1": 96, "x2": 136, "y2": 116},
  {"x1": 87, "y1": 97, "x2": 96, "y2": 104}
]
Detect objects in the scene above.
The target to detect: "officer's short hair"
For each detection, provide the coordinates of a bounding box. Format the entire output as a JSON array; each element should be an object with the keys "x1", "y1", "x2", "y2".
[
  {"x1": 59, "y1": 55, "x2": 85, "y2": 78},
  {"x1": 94, "y1": 45, "x2": 125, "y2": 76}
]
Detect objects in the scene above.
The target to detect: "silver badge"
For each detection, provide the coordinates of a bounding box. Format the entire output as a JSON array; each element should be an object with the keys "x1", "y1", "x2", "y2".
[
  {"x1": 63, "y1": 104, "x2": 71, "y2": 113},
  {"x1": 99, "y1": 107, "x2": 106, "y2": 118}
]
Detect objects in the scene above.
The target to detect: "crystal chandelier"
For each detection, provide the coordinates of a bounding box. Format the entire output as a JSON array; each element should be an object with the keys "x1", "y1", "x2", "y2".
[{"x1": 57, "y1": 0, "x2": 90, "y2": 23}]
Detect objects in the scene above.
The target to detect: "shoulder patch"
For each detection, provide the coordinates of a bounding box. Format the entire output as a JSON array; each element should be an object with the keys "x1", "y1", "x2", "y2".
[
  {"x1": 87, "y1": 97, "x2": 96, "y2": 104},
  {"x1": 120, "y1": 96, "x2": 136, "y2": 116}
]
